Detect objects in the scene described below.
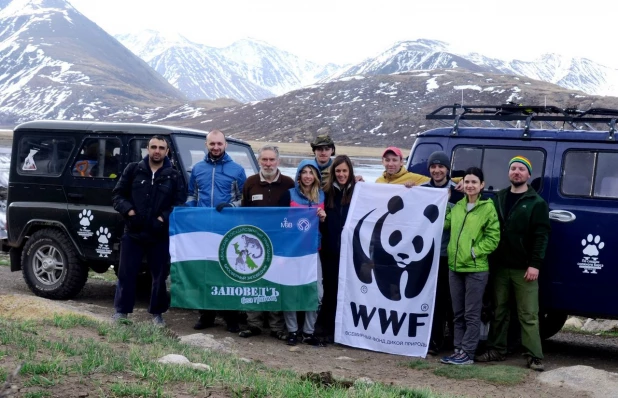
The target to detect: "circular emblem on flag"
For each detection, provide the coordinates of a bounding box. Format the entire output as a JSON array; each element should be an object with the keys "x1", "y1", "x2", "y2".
[
  {"x1": 297, "y1": 218, "x2": 311, "y2": 231},
  {"x1": 218, "y1": 225, "x2": 273, "y2": 283}
]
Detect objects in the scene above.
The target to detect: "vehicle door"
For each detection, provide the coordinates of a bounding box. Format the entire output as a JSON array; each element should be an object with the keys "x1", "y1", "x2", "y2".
[
  {"x1": 64, "y1": 135, "x2": 124, "y2": 264},
  {"x1": 545, "y1": 143, "x2": 618, "y2": 318}
]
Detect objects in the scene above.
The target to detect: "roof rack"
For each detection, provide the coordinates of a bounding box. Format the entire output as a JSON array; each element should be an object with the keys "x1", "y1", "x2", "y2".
[{"x1": 426, "y1": 104, "x2": 618, "y2": 140}]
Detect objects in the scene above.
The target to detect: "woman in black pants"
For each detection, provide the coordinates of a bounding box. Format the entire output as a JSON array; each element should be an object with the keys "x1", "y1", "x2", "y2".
[{"x1": 319, "y1": 155, "x2": 358, "y2": 344}]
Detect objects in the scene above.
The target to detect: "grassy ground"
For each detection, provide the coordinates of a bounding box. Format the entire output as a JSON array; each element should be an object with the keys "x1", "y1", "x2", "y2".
[
  {"x1": 402, "y1": 359, "x2": 528, "y2": 386},
  {"x1": 245, "y1": 140, "x2": 385, "y2": 158},
  {"x1": 0, "y1": 314, "x2": 446, "y2": 398}
]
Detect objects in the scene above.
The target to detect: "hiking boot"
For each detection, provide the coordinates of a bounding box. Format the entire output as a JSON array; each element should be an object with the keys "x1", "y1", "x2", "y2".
[
  {"x1": 238, "y1": 327, "x2": 262, "y2": 338},
  {"x1": 527, "y1": 357, "x2": 544, "y2": 371},
  {"x1": 476, "y1": 349, "x2": 505, "y2": 362},
  {"x1": 286, "y1": 332, "x2": 298, "y2": 346},
  {"x1": 193, "y1": 314, "x2": 215, "y2": 330},
  {"x1": 152, "y1": 314, "x2": 165, "y2": 327},
  {"x1": 270, "y1": 330, "x2": 287, "y2": 340},
  {"x1": 111, "y1": 312, "x2": 128, "y2": 323},
  {"x1": 449, "y1": 352, "x2": 474, "y2": 365},
  {"x1": 427, "y1": 340, "x2": 439, "y2": 356},
  {"x1": 302, "y1": 333, "x2": 323, "y2": 346}
]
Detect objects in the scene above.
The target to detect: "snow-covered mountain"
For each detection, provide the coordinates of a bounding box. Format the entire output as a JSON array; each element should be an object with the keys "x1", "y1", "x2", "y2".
[
  {"x1": 331, "y1": 39, "x2": 618, "y2": 97},
  {"x1": 0, "y1": 0, "x2": 185, "y2": 125},
  {"x1": 116, "y1": 32, "x2": 340, "y2": 101}
]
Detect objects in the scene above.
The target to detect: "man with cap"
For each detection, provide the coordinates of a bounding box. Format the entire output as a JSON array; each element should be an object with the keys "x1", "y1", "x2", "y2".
[
  {"x1": 420, "y1": 151, "x2": 463, "y2": 354},
  {"x1": 476, "y1": 156, "x2": 550, "y2": 371},
  {"x1": 310, "y1": 134, "x2": 336, "y2": 187},
  {"x1": 376, "y1": 146, "x2": 430, "y2": 185}
]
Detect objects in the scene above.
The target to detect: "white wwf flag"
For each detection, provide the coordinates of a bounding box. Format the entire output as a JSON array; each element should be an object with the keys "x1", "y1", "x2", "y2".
[{"x1": 335, "y1": 183, "x2": 448, "y2": 357}]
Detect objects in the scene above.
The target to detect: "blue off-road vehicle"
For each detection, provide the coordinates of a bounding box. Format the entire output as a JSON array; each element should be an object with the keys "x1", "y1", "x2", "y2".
[
  {"x1": 408, "y1": 104, "x2": 618, "y2": 339},
  {"x1": 6, "y1": 121, "x2": 258, "y2": 299}
]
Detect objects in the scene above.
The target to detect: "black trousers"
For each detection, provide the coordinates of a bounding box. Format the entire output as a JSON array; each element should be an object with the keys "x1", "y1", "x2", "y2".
[
  {"x1": 318, "y1": 254, "x2": 340, "y2": 337},
  {"x1": 430, "y1": 256, "x2": 454, "y2": 349},
  {"x1": 114, "y1": 234, "x2": 170, "y2": 315}
]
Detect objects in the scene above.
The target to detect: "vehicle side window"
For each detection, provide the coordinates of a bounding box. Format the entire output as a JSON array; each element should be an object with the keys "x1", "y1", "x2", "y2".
[
  {"x1": 562, "y1": 151, "x2": 594, "y2": 196},
  {"x1": 17, "y1": 136, "x2": 74, "y2": 177},
  {"x1": 452, "y1": 146, "x2": 545, "y2": 192},
  {"x1": 594, "y1": 153, "x2": 618, "y2": 198},
  {"x1": 408, "y1": 143, "x2": 442, "y2": 176},
  {"x1": 562, "y1": 151, "x2": 618, "y2": 198},
  {"x1": 129, "y1": 138, "x2": 176, "y2": 167},
  {"x1": 173, "y1": 135, "x2": 257, "y2": 177},
  {"x1": 71, "y1": 138, "x2": 122, "y2": 179}
]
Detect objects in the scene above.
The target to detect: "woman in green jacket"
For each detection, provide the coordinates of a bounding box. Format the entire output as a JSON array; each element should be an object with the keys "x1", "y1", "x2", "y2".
[{"x1": 440, "y1": 167, "x2": 500, "y2": 365}]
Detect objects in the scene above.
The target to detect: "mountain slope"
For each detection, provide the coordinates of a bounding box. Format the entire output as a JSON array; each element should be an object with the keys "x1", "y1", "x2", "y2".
[
  {"x1": 0, "y1": 0, "x2": 185, "y2": 125},
  {"x1": 139, "y1": 69, "x2": 618, "y2": 148}
]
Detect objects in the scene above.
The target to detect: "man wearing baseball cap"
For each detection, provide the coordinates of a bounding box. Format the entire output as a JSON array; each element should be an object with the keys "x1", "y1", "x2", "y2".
[
  {"x1": 476, "y1": 156, "x2": 550, "y2": 371},
  {"x1": 376, "y1": 146, "x2": 430, "y2": 185}
]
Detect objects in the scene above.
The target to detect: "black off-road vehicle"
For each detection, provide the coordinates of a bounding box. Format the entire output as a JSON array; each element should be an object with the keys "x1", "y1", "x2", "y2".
[{"x1": 6, "y1": 121, "x2": 258, "y2": 299}]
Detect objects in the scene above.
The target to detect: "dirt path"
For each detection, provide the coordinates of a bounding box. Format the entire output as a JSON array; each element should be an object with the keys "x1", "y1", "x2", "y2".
[{"x1": 3, "y1": 266, "x2": 617, "y2": 397}]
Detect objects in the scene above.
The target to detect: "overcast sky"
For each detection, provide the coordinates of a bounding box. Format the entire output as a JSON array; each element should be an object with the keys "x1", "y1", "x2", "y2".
[{"x1": 68, "y1": 0, "x2": 616, "y2": 68}]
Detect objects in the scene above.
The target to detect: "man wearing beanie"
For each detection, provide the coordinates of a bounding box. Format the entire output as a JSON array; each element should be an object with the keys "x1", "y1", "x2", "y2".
[
  {"x1": 420, "y1": 151, "x2": 463, "y2": 354},
  {"x1": 477, "y1": 156, "x2": 550, "y2": 371},
  {"x1": 376, "y1": 146, "x2": 430, "y2": 185}
]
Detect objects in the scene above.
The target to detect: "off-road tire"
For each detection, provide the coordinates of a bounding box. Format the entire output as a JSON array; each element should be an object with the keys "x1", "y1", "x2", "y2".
[
  {"x1": 540, "y1": 311, "x2": 568, "y2": 340},
  {"x1": 21, "y1": 228, "x2": 87, "y2": 300}
]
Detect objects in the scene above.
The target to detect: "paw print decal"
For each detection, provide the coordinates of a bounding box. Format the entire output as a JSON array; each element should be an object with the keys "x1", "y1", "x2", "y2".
[
  {"x1": 96, "y1": 227, "x2": 111, "y2": 244},
  {"x1": 79, "y1": 209, "x2": 94, "y2": 227},
  {"x1": 582, "y1": 234, "x2": 604, "y2": 257}
]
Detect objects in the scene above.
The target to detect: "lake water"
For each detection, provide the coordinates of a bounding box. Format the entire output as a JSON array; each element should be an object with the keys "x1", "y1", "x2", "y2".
[{"x1": 278, "y1": 155, "x2": 384, "y2": 182}]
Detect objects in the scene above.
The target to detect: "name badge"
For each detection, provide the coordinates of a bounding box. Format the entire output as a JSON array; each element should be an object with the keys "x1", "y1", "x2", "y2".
[{"x1": 252, "y1": 194, "x2": 263, "y2": 201}]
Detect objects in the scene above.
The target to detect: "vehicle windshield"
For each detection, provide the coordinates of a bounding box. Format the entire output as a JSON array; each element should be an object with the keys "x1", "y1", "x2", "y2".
[{"x1": 173, "y1": 135, "x2": 258, "y2": 178}]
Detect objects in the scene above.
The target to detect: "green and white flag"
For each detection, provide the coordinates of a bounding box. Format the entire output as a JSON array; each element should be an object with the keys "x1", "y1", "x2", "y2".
[{"x1": 169, "y1": 207, "x2": 319, "y2": 311}]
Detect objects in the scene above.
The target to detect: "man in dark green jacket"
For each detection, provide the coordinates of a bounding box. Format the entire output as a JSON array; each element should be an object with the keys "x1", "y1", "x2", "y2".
[{"x1": 476, "y1": 156, "x2": 550, "y2": 371}]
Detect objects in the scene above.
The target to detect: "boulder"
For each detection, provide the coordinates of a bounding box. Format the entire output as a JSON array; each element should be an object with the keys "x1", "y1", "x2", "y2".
[{"x1": 538, "y1": 365, "x2": 618, "y2": 398}]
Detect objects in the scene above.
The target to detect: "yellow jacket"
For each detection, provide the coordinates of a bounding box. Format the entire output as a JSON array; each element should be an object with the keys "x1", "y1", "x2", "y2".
[{"x1": 375, "y1": 166, "x2": 430, "y2": 185}]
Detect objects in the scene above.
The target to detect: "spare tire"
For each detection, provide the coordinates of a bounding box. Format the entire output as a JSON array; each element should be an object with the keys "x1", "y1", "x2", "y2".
[{"x1": 21, "y1": 228, "x2": 87, "y2": 300}]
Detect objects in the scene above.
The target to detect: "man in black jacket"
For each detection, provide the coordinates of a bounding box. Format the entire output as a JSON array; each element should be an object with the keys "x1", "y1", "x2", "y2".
[{"x1": 111, "y1": 136, "x2": 186, "y2": 325}]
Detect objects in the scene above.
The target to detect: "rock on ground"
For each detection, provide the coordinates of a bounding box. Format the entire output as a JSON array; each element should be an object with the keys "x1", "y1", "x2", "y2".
[
  {"x1": 538, "y1": 365, "x2": 618, "y2": 398},
  {"x1": 582, "y1": 319, "x2": 618, "y2": 333},
  {"x1": 179, "y1": 333, "x2": 235, "y2": 353},
  {"x1": 564, "y1": 317, "x2": 583, "y2": 329}
]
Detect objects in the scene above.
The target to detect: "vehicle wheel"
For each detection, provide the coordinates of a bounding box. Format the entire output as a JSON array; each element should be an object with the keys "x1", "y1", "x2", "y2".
[
  {"x1": 539, "y1": 311, "x2": 568, "y2": 340},
  {"x1": 21, "y1": 228, "x2": 87, "y2": 300}
]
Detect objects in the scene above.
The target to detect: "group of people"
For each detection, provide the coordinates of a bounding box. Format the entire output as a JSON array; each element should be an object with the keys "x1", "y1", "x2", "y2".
[{"x1": 109, "y1": 130, "x2": 550, "y2": 371}]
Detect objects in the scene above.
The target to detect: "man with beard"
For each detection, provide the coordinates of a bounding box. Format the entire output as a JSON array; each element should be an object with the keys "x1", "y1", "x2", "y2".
[
  {"x1": 420, "y1": 151, "x2": 463, "y2": 355},
  {"x1": 187, "y1": 129, "x2": 247, "y2": 332},
  {"x1": 476, "y1": 156, "x2": 550, "y2": 371},
  {"x1": 111, "y1": 136, "x2": 186, "y2": 325},
  {"x1": 238, "y1": 145, "x2": 294, "y2": 339}
]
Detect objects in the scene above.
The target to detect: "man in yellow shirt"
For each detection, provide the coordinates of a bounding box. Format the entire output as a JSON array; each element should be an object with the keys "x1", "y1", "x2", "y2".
[{"x1": 376, "y1": 147, "x2": 430, "y2": 185}]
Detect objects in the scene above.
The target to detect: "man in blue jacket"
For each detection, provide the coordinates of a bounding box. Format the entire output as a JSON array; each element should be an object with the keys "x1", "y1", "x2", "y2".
[
  {"x1": 187, "y1": 129, "x2": 247, "y2": 332},
  {"x1": 111, "y1": 136, "x2": 186, "y2": 326}
]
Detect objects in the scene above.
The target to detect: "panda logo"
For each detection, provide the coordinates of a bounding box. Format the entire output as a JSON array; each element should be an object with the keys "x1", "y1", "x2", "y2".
[{"x1": 352, "y1": 195, "x2": 439, "y2": 301}]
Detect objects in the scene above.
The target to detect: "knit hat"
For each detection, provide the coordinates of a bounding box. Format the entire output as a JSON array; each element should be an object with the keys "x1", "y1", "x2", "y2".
[
  {"x1": 509, "y1": 156, "x2": 532, "y2": 174},
  {"x1": 310, "y1": 134, "x2": 336, "y2": 155},
  {"x1": 382, "y1": 146, "x2": 403, "y2": 159},
  {"x1": 427, "y1": 151, "x2": 450, "y2": 170}
]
